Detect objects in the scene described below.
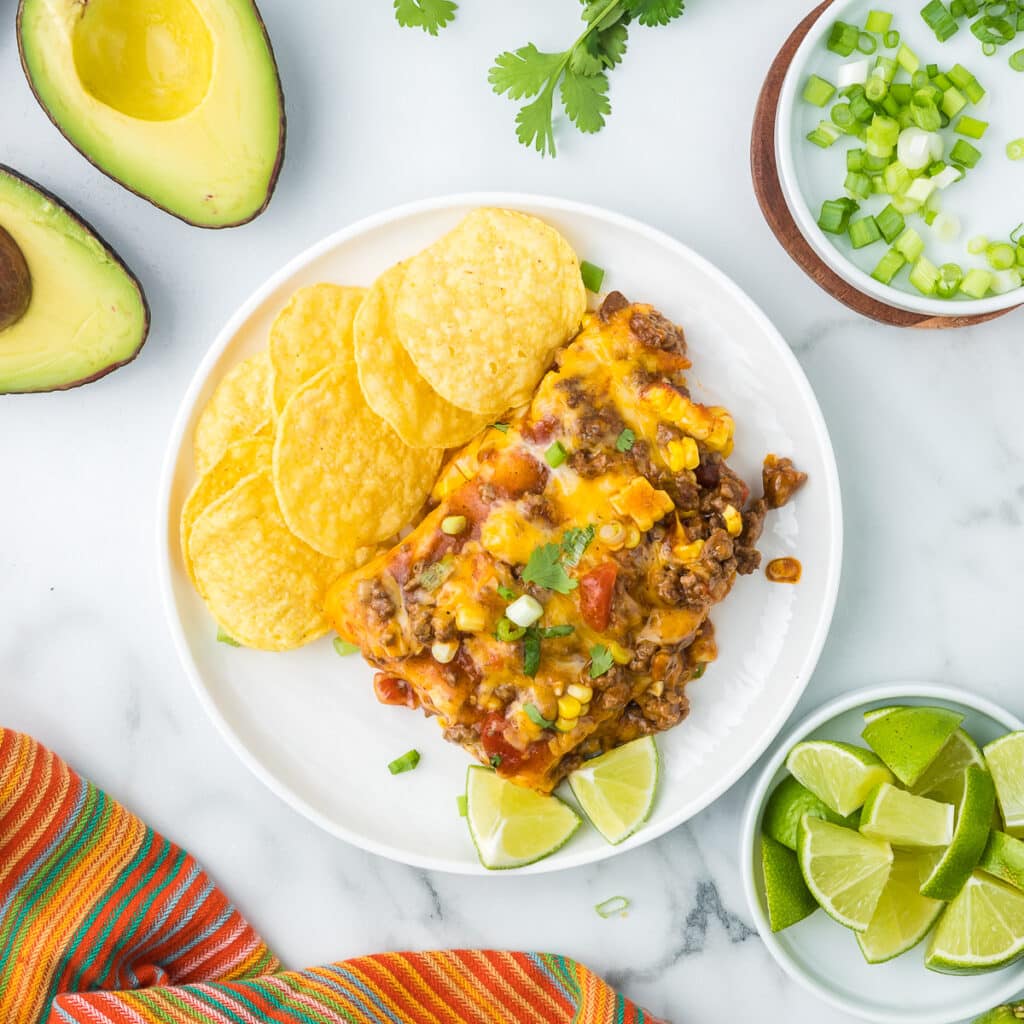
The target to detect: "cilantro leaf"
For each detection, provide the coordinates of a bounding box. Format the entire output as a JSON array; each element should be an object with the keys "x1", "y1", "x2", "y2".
[
  {"x1": 622, "y1": 0, "x2": 684, "y2": 26},
  {"x1": 581, "y1": 0, "x2": 626, "y2": 30},
  {"x1": 615, "y1": 428, "x2": 636, "y2": 452},
  {"x1": 540, "y1": 624, "x2": 575, "y2": 639},
  {"x1": 560, "y1": 70, "x2": 610, "y2": 134},
  {"x1": 561, "y1": 525, "x2": 595, "y2": 567},
  {"x1": 589, "y1": 644, "x2": 615, "y2": 678},
  {"x1": 393, "y1": 0, "x2": 457, "y2": 35},
  {"x1": 516, "y1": 90, "x2": 559, "y2": 156},
  {"x1": 569, "y1": 37, "x2": 605, "y2": 77},
  {"x1": 497, "y1": 584, "x2": 517, "y2": 601},
  {"x1": 489, "y1": 45, "x2": 566, "y2": 100},
  {"x1": 596, "y1": 22, "x2": 629, "y2": 67},
  {"x1": 522, "y1": 544, "x2": 578, "y2": 593},
  {"x1": 523, "y1": 629, "x2": 542, "y2": 676},
  {"x1": 524, "y1": 702, "x2": 556, "y2": 728}
]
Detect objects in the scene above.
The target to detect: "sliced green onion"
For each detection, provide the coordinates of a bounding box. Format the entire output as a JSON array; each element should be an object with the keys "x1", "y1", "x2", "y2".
[
  {"x1": 417, "y1": 555, "x2": 455, "y2": 591},
  {"x1": 949, "y1": 63, "x2": 986, "y2": 102},
  {"x1": 971, "y1": 15, "x2": 1016, "y2": 45},
  {"x1": 496, "y1": 617, "x2": 527, "y2": 642},
  {"x1": 544, "y1": 440, "x2": 568, "y2": 468},
  {"x1": 884, "y1": 28, "x2": 901, "y2": 47},
  {"x1": 334, "y1": 637, "x2": 360, "y2": 656},
  {"x1": 910, "y1": 91, "x2": 942, "y2": 131},
  {"x1": 849, "y1": 215, "x2": 882, "y2": 248},
  {"x1": 217, "y1": 627, "x2": 240, "y2": 647},
  {"x1": 523, "y1": 630, "x2": 541, "y2": 676},
  {"x1": 896, "y1": 227, "x2": 926, "y2": 261},
  {"x1": 933, "y1": 211, "x2": 962, "y2": 242},
  {"x1": 875, "y1": 204, "x2": 906, "y2": 243},
  {"x1": 497, "y1": 584, "x2": 517, "y2": 601},
  {"x1": 595, "y1": 896, "x2": 631, "y2": 919},
  {"x1": 884, "y1": 160, "x2": 913, "y2": 195},
  {"x1": 1011, "y1": 47, "x2": 1024, "y2": 69},
  {"x1": 909, "y1": 256, "x2": 941, "y2": 295},
  {"x1": 891, "y1": 82, "x2": 913, "y2": 104},
  {"x1": 956, "y1": 114, "x2": 989, "y2": 137},
  {"x1": 1011, "y1": 223, "x2": 1024, "y2": 246},
  {"x1": 968, "y1": 234, "x2": 990, "y2": 254},
  {"x1": 818, "y1": 198, "x2": 859, "y2": 234},
  {"x1": 540, "y1": 624, "x2": 574, "y2": 639},
  {"x1": 987, "y1": 242, "x2": 1018, "y2": 269},
  {"x1": 983, "y1": 41, "x2": 998, "y2": 55},
  {"x1": 507, "y1": 593, "x2": 544, "y2": 628},
  {"x1": 897, "y1": 43, "x2": 921, "y2": 72},
  {"x1": 874, "y1": 55, "x2": 899, "y2": 82},
  {"x1": 850, "y1": 90, "x2": 876, "y2": 122},
  {"x1": 871, "y1": 248, "x2": 907, "y2": 284},
  {"x1": 580, "y1": 260, "x2": 605, "y2": 293},
  {"x1": 866, "y1": 10, "x2": 894, "y2": 32},
  {"x1": 847, "y1": 147, "x2": 866, "y2": 171},
  {"x1": 921, "y1": 0, "x2": 960, "y2": 40},
  {"x1": 803, "y1": 74, "x2": 837, "y2": 106},
  {"x1": 950, "y1": 138, "x2": 982, "y2": 166},
  {"x1": 858, "y1": 31, "x2": 878, "y2": 54},
  {"x1": 524, "y1": 702, "x2": 555, "y2": 729},
  {"x1": 932, "y1": 72, "x2": 953, "y2": 90},
  {"x1": 388, "y1": 749, "x2": 421, "y2": 775},
  {"x1": 456, "y1": 794, "x2": 468, "y2": 817},
  {"x1": 831, "y1": 102, "x2": 857, "y2": 129},
  {"x1": 990, "y1": 268, "x2": 1023, "y2": 294},
  {"x1": 845, "y1": 171, "x2": 872, "y2": 199},
  {"x1": 960, "y1": 267, "x2": 993, "y2": 297},
  {"x1": 865, "y1": 76, "x2": 889, "y2": 102},
  {"x1": 615, "y1": 428, "x2": 635, "y2": 452},
  {"x1": 828, "y1": 20, "x2": 860, "y2": 56},
  {"x1": 1007, "y1": 137, "x2": 1024, "y2": 159},
  {"x1": 490, "y1": 422, "x2": 510, "y2": 433},
  {"x1": 942, "y1": 85, "x2": 968, "y2": 116},
  {"x1": 936, "y1": 262, "x2": 965, "y2": 298}
]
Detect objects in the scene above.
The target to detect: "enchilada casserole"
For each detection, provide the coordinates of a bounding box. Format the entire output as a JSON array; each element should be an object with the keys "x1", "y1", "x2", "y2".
[{"x1": 326, "y1": 293, "x2": 806, "y2": 793}]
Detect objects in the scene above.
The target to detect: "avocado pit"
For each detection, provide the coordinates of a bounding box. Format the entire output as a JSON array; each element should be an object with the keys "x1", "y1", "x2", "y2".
[{"x1": 0, "y1": 224, "x2": 31, "y2": 331}]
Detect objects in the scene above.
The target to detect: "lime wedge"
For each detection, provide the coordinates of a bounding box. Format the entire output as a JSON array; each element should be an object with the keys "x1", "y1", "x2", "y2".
[
  {"x1": 857, "y1": 850, "x2": 944, "y2": 964},
  {"x1": 912, "y1": 728, "x2": 986, "y2": 806},
  {"x1": 980, "y1": 831, "x2": 1024, "y2": 892},
  {"x1": 786, "y1": 741, "x2": 895, "y2": 817},
  {"x1": 863, "y1": 705, "x2": 907, "y2": 725},
  {"x1": 568, "y1": 736, "x2": 658, "y2": 845},
  {"x1": 797, "y1": 814, "x2": 894, "y2": 931},
  {"x1": 465, "y1": 766, "x2": 580, "y2": 869},
  {"x1": 860, "y1": 783, "x2": 954, "y2": 848},
  {"x1": 972, "y1": 1004, "x2": 1024, "y2": 1023},
  {"x1": 984, "y1": 732, "x2": 1024, "y2": 838},
  {"x1": 921, "y1": 765, "x2": 997, "y2": 900},
  {"x1": 761, "y1": 834, "x2": 819, "y2": 932},
  {"x1": 763, "y1": 775, "x2": 857, "y2": 851},
  {"x1": 926, "y1": 870, "x2": 1024, "y2": 974},
  {"x1": 862, "y1": 705, "x2": 964, "y2": 787}
]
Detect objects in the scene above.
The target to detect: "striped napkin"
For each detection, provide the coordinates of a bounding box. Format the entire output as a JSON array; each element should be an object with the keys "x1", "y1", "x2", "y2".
[{"x1": 0, "y1": 729, "x2": 663, "y2": 1024}]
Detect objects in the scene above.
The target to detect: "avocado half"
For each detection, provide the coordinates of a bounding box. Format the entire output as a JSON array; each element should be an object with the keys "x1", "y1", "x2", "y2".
[
  {"x1": 17, "y1": 0, "x2": 286, "y2": 229},
  {"x1": 0, "y1": 166, "x2": 149, "y2": 394}
]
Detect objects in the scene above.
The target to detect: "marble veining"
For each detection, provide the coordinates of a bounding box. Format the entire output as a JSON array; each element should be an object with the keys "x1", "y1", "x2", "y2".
[{"x1": 2, "y1": 2, "x2": 1023, "y2": 1021}]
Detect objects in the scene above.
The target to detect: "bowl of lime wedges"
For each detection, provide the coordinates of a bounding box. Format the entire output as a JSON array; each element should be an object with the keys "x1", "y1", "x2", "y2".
[{"x1": 741, "y1": 683, "x2": 1024, "y2": 1024}]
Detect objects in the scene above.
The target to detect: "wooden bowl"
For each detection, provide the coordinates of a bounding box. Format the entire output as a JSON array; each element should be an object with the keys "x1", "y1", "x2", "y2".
[{"x1": 751, "y1": 1, "x2": 1018, "y2": 329}]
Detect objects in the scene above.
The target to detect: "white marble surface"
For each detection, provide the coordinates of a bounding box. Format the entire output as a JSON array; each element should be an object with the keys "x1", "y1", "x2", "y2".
[{"x1": 2, "y1": 2, "x2": 1023, "y2": 1021}]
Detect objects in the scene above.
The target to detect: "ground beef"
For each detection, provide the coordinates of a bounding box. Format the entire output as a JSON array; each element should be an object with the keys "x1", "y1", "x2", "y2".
[
  {"x1": 597, "y1": 672, "x2": 631, "y2": 712},
  {"x1": 740, "y1": 498, "x2": 767, "y2": 549},
  {"x1": 408, "y1": 602, "x2": 434, "y2": 644},
  {"x1": 735, "y1": 547, "x2": 762, "y2": 576},
  {"x1": 661, "y1": 474, "x2": 700, "y2": 513},
  {"x1": 443, "y1": 723, "x2": 479, "y2": 745},
  {"x1": 628, "y1": 439, "x2": 655, "y2": 479},
  {"x1": 568, "y1": 449, "x2": 610, "y2": 478},
  {"x1": 555, "y1": 376, "x2": 586, "y2": 408},
  {"x1": 629, "y1": 310, "x2": 687, "y2": 354},
  {"x1": 521, "y1": 494, "x2": 556, "y2": 523},
  {"x1": 636, "y1": 687, "x2": 690, "y2": 732},
  {"x1": 629, "y1": 639, "x2": 657, "y2": 672},
  {"x1": 576, "y1": 409, "x2": 623, "y2": 445},
  {"x1": 702, "y1": 528, "x2": 734, "y2": 563},
  {"x1": 358, "y1": 579, "x2": 395, "y2": 622},
  {"x1": 763, "y1": 455, "x2": 807, "y2": 509},
  {"x1": 599, "y1": 291, "x2": 630, "y2": 321}
]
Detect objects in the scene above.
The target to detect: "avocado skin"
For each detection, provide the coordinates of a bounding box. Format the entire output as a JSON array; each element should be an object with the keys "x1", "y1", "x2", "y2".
[
  {"x1": 0, "y1": 223, "x2": 32, "y2": 331},
  {"x1": 15, "y1": 0, "x2": 286, "y2": 230},
  {"x1": 0, "y1": 164, "x2": 150, "y2": 394}
]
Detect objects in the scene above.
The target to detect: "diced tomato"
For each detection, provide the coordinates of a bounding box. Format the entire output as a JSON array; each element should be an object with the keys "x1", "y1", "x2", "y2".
[
  {"x1": 485, "y1": 450, "x2": 548, "y2": 499},
  {"x1": 480, "y1": 711, "x2": 543, "y2": 776},
  {"x1": 579, "y1": 562, "x2": 617, "y2": 632},
  {"x1": 373, "y1": 673, "x2": 419, "y2": 709}
]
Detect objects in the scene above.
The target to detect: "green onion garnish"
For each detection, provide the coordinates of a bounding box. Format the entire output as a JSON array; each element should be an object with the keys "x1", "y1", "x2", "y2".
[
  {"x1": 417, "y1": 555, "x2": 455, "y2": 591},
  {"x1": 950, "y1": 138, "x2": 982, "y2": 166},
  {"x1": 388, "y1": 749, "x2": 421, "y2": 775},
  {"x1": 875, "y1": 203, "x2": 906, "y2": 243},
  {"x1": 849, "y1": 215, "x2": 882, "y2": 248},
  {"x1": 615, "y1": 428, "x2": 635, "y2": 453},
  {"x1": 921, "y1": 0, "x2": 960, "y2": 42},
  {"x1": 595, "y1": 896, "x2": 631, "y2": 918},
  {"x1": 961, "y1": 267, "x2": 993, "y2": 297},
  {"x1": 497, "y1": 584, "x2": 517, "y2": 601},
  {"x1": 544, "y1": 440, "x2": 568, "y2": 468},
  {"x1": 523, "y1": 630, "x2": 541, "y2": 677},
  {"x1": 490, "y1": 422, "x2": 510, "y2": 433},
  {"x1": 524, "y1": 703, "x2": 556, "y2": 729},
  {"x1": 541, "y1": 624, "x2": 575, "y2": 639},
  {"x1": 692, "y1": 663, "x2": 707, "y2": 680},
  {"x1": 987, "y1": 242, "x2": 1018, "y2": 270},
  {"x1": 803, "y1": 74, "x2": 836, "y2": 107},
  {"x1": 580, "y1": 260, "x2": 605, "y2": 293},
  {"x1": 496, "y1": 617, "x2": 527, "y2": 642},
  {"x1": 871, "y1": 248, "x2": 907, "y2": 284},
  {"x1": 334, "y1": 638, "x2": 360, "y2": 656},
  {"x1": 828, "y1": 21, "x2": 860, "y2": 56},
  {"x1": 818, "y1": 197, "x2": 859, "y2": 234},
  {"x1": 955, "y1": 114, "x2": 989, "y2": 138},
  {"x1": 858, "y1": 31, "x2": 878, "y2": 54},
  {"x1": 936, "y1": 262, "x2": 964, "y2": 298},
  {"x1": 1011, "y1": 48, "x2": 1024, "y2": 70},
  {"x1": 909, "y1": 256, "x2": 941, "y2": 295},
  {"x1": 1007, "y1": 138, "x2": 1024, "y2": 159},
  {"x1": 967, "y1": 234, "x2": 990, "y2": 254},
  {"x1": 216, "y1": 627, "x2": 240, "y2": 647},
  {"x1": 884, "y1": 29, "x2": 901, "y2": 48},
  {"x1": 866, "y1": 10, "x2": 893, "y2": 33},
  {"x1": 895, "y1": 228, "x2": 926, "y2": 262},
  {"x1": 456, "y1": 794, "x2": 468, "y2": 817},
  {"x1": 490, "y1": 754, "x2": 502, "y2": 768}
]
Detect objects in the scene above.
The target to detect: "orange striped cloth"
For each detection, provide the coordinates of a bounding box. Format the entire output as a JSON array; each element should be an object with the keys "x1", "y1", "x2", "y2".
[{"x1": 0, "y1": 730, "x2": 664, "y2": 1024}]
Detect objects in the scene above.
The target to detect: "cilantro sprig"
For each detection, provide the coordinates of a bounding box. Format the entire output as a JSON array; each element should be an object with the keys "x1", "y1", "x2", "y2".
[
  {"x1": 393, "y1": 0, "x2": 457, "y2": 35},
  {"x1": 489, "y1": 0, "x2": 686, "y2": 156}
]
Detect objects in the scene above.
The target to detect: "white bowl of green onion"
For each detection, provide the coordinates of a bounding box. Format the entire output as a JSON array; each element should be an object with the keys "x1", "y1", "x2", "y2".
[{"x1": 776, "y1": 0, "x2": 1024, "y2": 317}]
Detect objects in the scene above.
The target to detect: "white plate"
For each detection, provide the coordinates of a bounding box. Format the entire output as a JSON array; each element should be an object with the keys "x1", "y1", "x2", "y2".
[
  {"x1": 776, "y1": 0, "x2": 1024, "y2": 317},
  {"x1": 741, "y1": 682, "x2": 1024, "y2": 1024},
  {"x1": 158, "y1": 193, "x2": 843, "y2": 875}
]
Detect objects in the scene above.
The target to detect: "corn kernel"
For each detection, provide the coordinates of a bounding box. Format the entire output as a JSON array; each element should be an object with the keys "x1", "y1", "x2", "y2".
[
  {"x1": 611, "y1": 477, "x2": 675, "y2": 532},
  {"x1": 579, "y1": 703, "x2": 591, "y2": 716},
  {"x1": 607, "y1": 641, "x2": 632, "y2": 665},
  {"x1": 706, "y1": 410, "x2": 735, "y2": 453},
  {"x1": 673, "y1": 538, "x2": 705, "y2": 564},
  {"x1": 648, "y1": 680, "x2": 665, "y2": 698},
  {"x1": 722, "y1": 504, "x2": 743, "y2": 537},
  {"x1": 567, "y1": 683, "x2": 593, "y2": 703},
  {"x1": 455, "y1": 604, "x2": 486, "y2": 633},
  {"x1": 431, "y1": 640, "x2": 459, "y2": 664},
  {"x1": 555, "y1": 717, "x2": 577, "y2": 733},
  {"x1": 483, "y1": 696, "x2": 503, "y2": 712},
  {"x1": 664, "y1": 436, "x2": 700, "y2": 473},
  {"x1": 557, "y1": 695, "x2": 582, "y2": 719},
  {"x1": 441, "y1": 515, "x2": 467, "y2": 535}
]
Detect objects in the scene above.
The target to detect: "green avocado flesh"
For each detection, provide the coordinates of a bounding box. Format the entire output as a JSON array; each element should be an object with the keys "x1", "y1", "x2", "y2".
[
  {"x1": 18, "y1": 0, "x2": 285, "y2": 228},
  {"x1": 0, "y1": 167, "x2": 148, "y2": 394}
]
